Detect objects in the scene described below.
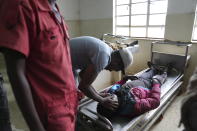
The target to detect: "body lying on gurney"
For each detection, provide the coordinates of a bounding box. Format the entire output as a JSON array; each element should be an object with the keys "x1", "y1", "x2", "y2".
[{"x1": 97, "y1": 62, "x2": 171, "y2": 119}]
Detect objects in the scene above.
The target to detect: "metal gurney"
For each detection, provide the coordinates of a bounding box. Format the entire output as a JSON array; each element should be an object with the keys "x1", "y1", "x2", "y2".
[{"x1": 76, "y1": 40, "x2": 191, "y2": 131}]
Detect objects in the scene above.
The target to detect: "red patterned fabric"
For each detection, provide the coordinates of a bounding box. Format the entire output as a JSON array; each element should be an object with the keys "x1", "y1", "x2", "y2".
[{"x1": 0, "y1": 0, "x2": 77, "y2": 130}]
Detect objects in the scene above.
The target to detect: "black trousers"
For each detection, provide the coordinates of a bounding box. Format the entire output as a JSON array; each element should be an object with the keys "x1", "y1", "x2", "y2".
[{"x1": 0, "y1": 73, "x2": 12, "y2": 131}]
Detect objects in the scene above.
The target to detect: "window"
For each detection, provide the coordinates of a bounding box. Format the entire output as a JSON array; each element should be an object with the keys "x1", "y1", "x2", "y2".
[
  {"x1": 192, "y1": 4, "x2": 197, "y2": 41},
  {"x1": 114, "y1": 0, "x2": 168, "y2": 39}
]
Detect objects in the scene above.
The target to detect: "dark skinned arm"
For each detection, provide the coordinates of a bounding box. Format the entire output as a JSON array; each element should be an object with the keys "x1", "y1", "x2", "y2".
[
  {"x1": 2, "y1": 48, "x2": 45, "y2": 131},
  {"x1": 78, "y1": 64, "x2": 118, "y2": 110}
]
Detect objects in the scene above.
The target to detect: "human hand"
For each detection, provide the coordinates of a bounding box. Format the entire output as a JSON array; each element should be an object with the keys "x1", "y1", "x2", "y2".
[
  {"x1": 100, "y1": 95, "x2": 119, "y2": 111},
  {"x1": 99, "y1": 92, "x2": 111, "y2": 97}
]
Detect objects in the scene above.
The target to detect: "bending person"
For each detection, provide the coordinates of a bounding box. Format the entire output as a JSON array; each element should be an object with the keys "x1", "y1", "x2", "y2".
[
  {"x1": 69, "y1": 36, "x2": 139, "y2": 111},
  {"x1": 97, "y1": 63, "x2": 168, "y2": 118}
]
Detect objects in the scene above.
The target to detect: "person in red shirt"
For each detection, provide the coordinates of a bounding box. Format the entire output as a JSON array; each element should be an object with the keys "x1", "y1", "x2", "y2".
[
  {"x1": 0, "y1": 0, "x2": 115, "y2": 131},
  {"x1": 0, "y1": 0, "x2": 120, "y2": 130}
]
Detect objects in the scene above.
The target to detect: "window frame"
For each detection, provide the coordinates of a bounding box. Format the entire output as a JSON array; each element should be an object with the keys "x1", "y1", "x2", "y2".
[
  {"x1": 192, "y1": 4, "x2": 197, "y2": 42},
  {"x1": 113, "y1": 0, "x2": 168, "y2": 39}
]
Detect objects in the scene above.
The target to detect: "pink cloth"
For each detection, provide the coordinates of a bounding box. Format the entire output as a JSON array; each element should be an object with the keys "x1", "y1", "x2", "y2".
[{"x1": 133, "y1": 85, "x2": 161, "y2": 115}]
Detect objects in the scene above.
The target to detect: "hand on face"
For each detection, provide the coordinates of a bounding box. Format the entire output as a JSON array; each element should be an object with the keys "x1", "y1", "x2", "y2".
[
  {"x1": 100, "y1": 94, "x2": 119, "y2": 111},
  {"x1": 99, "y1": 92, "x2": 111, "y2": 97}
]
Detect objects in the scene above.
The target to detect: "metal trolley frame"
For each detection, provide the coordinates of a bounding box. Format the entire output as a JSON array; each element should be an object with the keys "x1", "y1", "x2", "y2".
[{"x1": 76, "y1": 39, "x2": 192, "y2": 131}]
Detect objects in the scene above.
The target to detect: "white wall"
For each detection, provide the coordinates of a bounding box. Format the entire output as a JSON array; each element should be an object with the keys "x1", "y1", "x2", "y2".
[
  {"x1": 165, "y1": 0, "x2": 197, "y2": 41},
  {"x1": 57, "y1": 0, "x2": 81, "y2": 37},
  {"x1": 79, "y1": 0, "x2": 113, "y2": 20},
  {"x1": 167, "y1": 0, "x2": 196, "y2": 14},
  {"x1": 57, "y1": 0, "x2": 79, "y2": 20},
  {"x1": 58, "y1": 0, "x2": 197, "y2": 38}
]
